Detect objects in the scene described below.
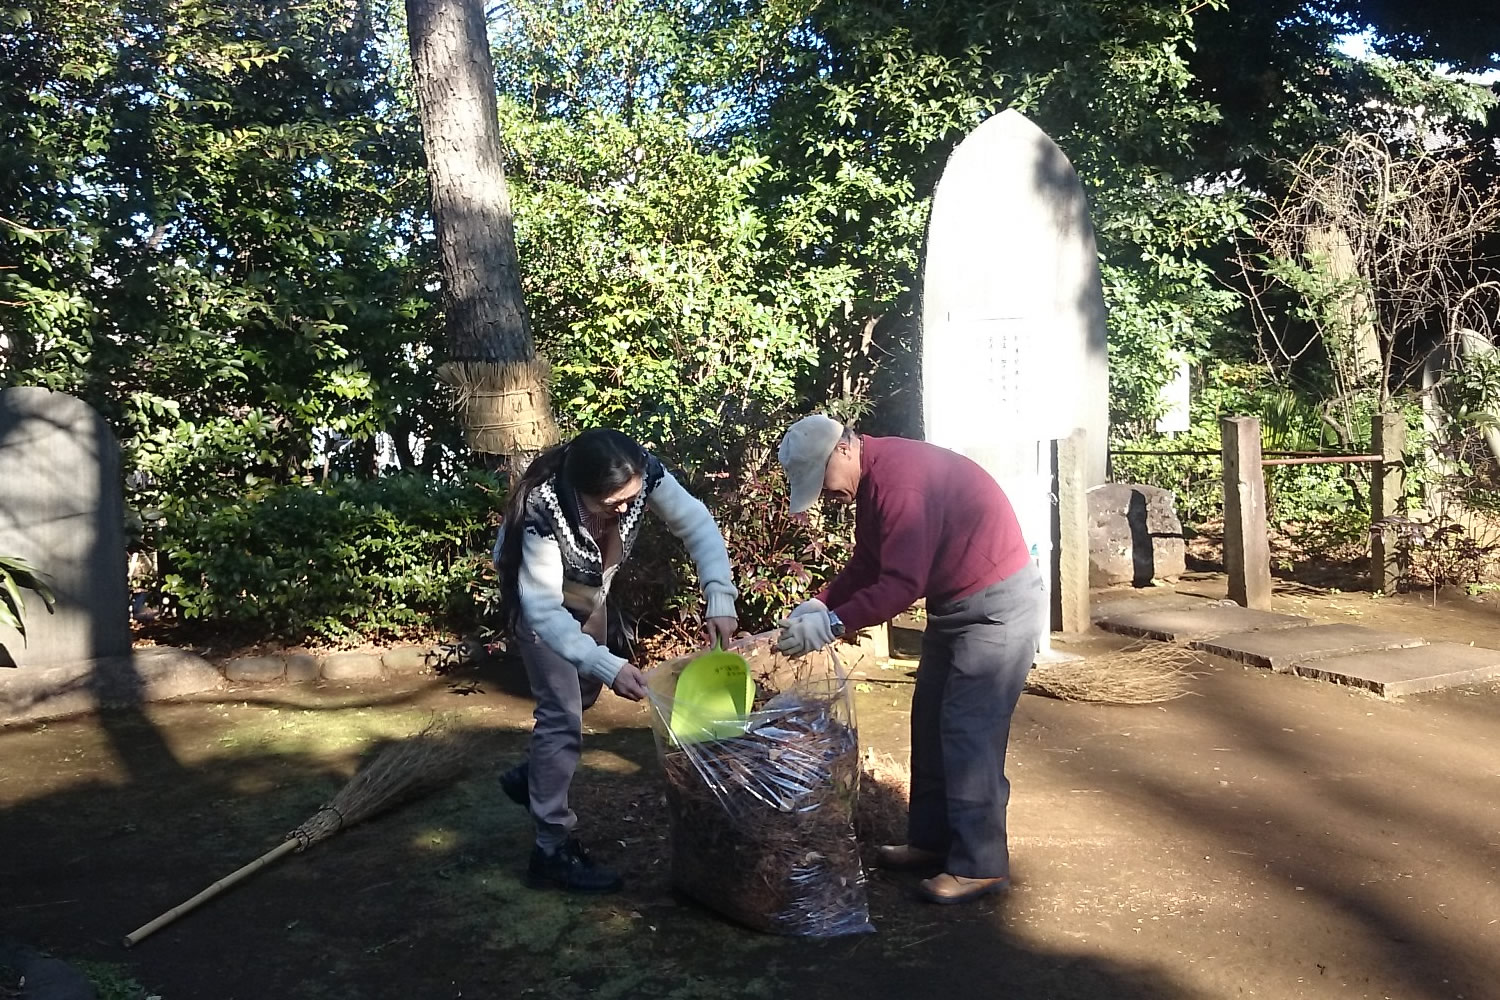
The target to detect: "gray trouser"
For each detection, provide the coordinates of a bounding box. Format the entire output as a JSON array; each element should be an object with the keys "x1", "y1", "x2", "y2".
[
  {"x1": 515, "y1": 627, "x2": 603, "y2": 851},
  {"x1": 908, "y1": 564, "x2": 1043, "y2": 878}
]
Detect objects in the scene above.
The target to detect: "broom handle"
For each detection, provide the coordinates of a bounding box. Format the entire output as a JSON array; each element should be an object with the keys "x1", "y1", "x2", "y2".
[{"x1": 122, "y1": 838, "x2": 300, "y2": 947}]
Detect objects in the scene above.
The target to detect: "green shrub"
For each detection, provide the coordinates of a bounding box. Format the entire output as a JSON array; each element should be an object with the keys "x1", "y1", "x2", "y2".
[
  {"x1": 610, "y1": 463, "x2": 854, "y2": 639},
  {"x1": 158, "y1": 473, "x2": 502, "y2": 643}
]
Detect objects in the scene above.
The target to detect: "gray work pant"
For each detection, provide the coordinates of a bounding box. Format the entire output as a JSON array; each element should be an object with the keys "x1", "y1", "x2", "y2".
[
  {"x1": 515, "y1": 627, "x2": 604, "y2": 851},
  {"x1": 907, "y1": 564, "x2": 1043, "y2": 878}
]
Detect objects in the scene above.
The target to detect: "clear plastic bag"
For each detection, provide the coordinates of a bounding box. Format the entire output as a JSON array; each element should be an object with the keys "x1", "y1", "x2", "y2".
[{"x1": 645, "y1": 632, "x2": 874, "y2": 937}]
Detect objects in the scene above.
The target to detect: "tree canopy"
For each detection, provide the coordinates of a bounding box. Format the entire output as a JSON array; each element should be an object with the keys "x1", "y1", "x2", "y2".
[{"x1": 2, "y1": 0, "x2": 1497, "y2": 634}]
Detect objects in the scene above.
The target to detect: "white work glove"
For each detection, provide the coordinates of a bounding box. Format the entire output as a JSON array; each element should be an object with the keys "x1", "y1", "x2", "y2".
[
  {"x1": 786, "y1": 598, "x2": 827, "y2": 620},
  {"x1": 775, "y1": 599, "x2": 835, "y2": 657}
]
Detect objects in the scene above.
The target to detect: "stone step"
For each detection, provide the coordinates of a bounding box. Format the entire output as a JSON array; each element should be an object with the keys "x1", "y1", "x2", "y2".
[
  {"x1": 1096, "y1": 604, "x2": 1311, "y2": 643},
  {"x1": 1290, "y1": 642, "x2": 1500, "y2": 697},
  {"x1": 1190, "y1": 624, "x2": 1426, "y2": 673},
  {"x1": 1090, "y1": 592, "x2": 1208, "y2": 622}
]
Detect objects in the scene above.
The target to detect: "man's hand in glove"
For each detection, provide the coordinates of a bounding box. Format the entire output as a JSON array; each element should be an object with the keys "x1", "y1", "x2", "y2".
[{"x1": 775, "y1": 599, "x2": 835, "y2": 657}]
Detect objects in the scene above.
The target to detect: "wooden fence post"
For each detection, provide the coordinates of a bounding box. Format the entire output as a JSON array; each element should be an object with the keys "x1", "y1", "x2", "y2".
[
  {"x1": 1221, "y1": 416, "x2": 1272, "y2": 610},
  {"x1": 1370, "y1": 412, "x2": 1407, "y2": 593},
  {"x1": 1052, "y1": 428, "x2": 1090, "y2": 633}
]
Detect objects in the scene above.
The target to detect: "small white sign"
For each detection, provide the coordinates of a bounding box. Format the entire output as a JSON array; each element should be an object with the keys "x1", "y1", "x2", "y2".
[{"x1": 1155, "y1": 356, "x2": 1192, "y2": 434}]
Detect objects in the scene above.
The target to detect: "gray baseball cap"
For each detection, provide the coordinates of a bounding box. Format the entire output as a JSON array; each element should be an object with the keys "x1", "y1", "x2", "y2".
[{"x1": 778, "y1": 414, "x2": 844, "y2": 513}]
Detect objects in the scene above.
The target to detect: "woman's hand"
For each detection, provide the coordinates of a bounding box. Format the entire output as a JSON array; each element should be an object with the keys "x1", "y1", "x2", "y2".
[
  {"x1": 611, "y1": 664, "x2": 649, "y2": 701},
  {"x1": 704, "y1": 616, "x2": 739, "y2": 648}
]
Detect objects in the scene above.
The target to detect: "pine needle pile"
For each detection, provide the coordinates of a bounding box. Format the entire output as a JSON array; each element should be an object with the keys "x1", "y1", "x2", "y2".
[
  {"x1": 1025, "y1": 644, "x2": 1200, "y2": 704},
  {"x1": 855, "y1": 748, "x2": 911, "y2": 847},
  {"x1": 650, "y1": 639, "x2": 872, "y2": 937}
]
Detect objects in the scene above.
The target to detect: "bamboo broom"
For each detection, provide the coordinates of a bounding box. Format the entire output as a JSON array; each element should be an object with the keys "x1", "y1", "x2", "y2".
[{"x1": 123, "y1": 716, "x2": 473, "y2": 948}]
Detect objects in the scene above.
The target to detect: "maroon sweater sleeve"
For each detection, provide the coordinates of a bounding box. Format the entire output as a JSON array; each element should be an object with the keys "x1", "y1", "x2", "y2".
[
  {"x1": 819, "y1": 486, "x2": 933, "y2": 632},
  {"x1": 819, "y1": 521, "x2": 875, "y2": 610}
]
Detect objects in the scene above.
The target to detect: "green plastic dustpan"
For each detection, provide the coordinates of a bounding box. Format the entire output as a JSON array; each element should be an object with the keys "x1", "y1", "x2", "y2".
[{"x1": 668, "y1": 645, "x2": 755, "y2": 745}]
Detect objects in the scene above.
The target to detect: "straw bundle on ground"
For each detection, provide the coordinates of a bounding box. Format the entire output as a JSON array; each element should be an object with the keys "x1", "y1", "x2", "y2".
[
  {"x1": 1025, "y1": 644, "x2": 1200, "y2": 704},
  {"x1": 285, "y1": 715, "x2": 474, "y2": 849}
]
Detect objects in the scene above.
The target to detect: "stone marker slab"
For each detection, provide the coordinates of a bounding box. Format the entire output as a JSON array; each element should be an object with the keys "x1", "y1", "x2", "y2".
[
  {"x1": 1192, "y1": 624, "x2": 1425, "y2": 672},
  {"x1": 922, "y1": 108, "x2": 1110, "y2": 486},
  {"x1": 1097, "y1": 604, "x2": 1310, "y2": 642},
  {"x1": 1293, "y1": 643, "x2": 1500, "y2": 697}
]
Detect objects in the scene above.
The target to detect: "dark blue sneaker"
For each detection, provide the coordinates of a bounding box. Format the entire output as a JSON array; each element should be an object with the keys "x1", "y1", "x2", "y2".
[
  {"x1": 527, "y1": 838, "x2": 623, "y2": 894},
  {"x1": 498, "y1": 760, "x2": 529, "y2": 808}
]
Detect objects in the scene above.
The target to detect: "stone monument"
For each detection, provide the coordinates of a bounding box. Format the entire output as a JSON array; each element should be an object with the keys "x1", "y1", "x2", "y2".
[
  {"x1": 921, "y1": 109, "x2": 1111, "y2": 648},
  {"x1": 0, "y1": 387, "x2": 131, "y2": 667},
  {"x1": 0, "y1": 387, "x2": 220, "y2": 723}
]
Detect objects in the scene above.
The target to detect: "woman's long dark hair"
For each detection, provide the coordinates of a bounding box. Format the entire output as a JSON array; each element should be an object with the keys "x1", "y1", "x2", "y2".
[{"x1": 495, "y1": 428, "x2": 648, "y2": 629}]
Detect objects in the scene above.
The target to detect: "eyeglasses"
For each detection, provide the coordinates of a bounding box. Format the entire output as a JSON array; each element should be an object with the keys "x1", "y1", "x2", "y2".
[{"x1": 582, "y1": 491, "x2": 642, "y2": 516}]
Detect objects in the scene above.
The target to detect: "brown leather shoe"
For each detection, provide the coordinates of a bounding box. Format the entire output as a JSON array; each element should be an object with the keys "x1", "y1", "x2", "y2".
[
  {"x1": 874, "y1": 844, "x2": 945, "y2": 871},
  {"x1": 917, "y1": 872, "x2": 1011, "y2": 904}
]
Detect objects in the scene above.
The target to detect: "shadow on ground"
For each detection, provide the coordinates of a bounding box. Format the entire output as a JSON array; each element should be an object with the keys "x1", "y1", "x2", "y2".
[{"x1": 1, "y1": 660, "x2": 1196, "y2": 1000}]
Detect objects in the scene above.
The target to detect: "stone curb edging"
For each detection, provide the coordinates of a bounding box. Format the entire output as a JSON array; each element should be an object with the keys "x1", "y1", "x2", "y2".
[
  {"x1": 221, "y1": 644, "x2": 448, "y2": 684},
  {"x1": 0, "y1": 643, "x2": 462, "y2": 727}
]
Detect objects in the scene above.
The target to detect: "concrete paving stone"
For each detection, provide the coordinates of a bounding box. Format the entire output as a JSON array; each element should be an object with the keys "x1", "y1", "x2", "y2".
[
  {"x1": 1191, "y1": 624, "x2": 1426, "y2": 673},
  {"x1": 319, "y1": 651, "x2": 384, "y2": 681},
  {"x1": 1293, "y1": 642, "x2": 1500, "y2": 697},
  {"x1": 1097, "y1": 604, "x2": 1311, "y2": 642},
  {"x1": 1089, "y1": 591, "x2": 1206, "y2": 621},
  {"x1": 224, "y1": 654, "x2": 286, "y2": 683}
]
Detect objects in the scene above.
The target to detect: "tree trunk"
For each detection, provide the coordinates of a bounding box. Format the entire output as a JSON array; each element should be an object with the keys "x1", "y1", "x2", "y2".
[
  {"x1": 1306, "y1": 226, "x2": 1382, "y2": 393},
  {"x1": 405, "y1": 0, "x2": 558, "y2": 468}
]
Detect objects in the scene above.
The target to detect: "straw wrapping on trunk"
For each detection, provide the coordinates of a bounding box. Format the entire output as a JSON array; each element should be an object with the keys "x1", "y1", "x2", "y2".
[{"x1": 437, "y1": 358, "x2": 559, "y2": 455}]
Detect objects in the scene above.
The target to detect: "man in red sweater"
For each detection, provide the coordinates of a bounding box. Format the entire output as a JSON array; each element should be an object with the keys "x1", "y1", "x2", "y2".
[{"x1": 776, "y1": 414, "x2": 1042, "y2": 904}]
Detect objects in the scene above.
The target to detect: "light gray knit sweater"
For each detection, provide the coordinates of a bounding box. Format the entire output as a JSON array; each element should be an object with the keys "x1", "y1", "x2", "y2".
[{"x1": 495, "y1": 454, "x2": 737, "y2": 686}]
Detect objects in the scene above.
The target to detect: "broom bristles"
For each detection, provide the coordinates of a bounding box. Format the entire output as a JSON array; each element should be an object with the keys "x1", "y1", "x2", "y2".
[
  {"x1": 1025, "y1": 644, "x2": 1199, "y2": 705},
  {"x1": 288, "y1": 715, "x2": 473, "y2": 850}
]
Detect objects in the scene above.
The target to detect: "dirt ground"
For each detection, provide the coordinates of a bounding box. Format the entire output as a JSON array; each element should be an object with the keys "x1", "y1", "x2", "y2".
[{"x1": 3, "y1": 578, "x2": 1499, "y2": 1000}]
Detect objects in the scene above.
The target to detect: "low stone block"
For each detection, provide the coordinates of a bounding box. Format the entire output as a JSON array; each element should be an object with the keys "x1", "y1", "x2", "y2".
[
  {"x1": 1192, "y1": 624, "x2": 1426, "y2": 673},
  {"x1": 382, "y1": 646, "x2": 435, "y2": 675},
  {"x1": 224, "y1": 654, "x2": 286, "y2": 683},
  {"x1": 0, "y1": 664, "x2": 94, "y2": 724},
  {"x1": 1, "y1": 646, "x2": 223, "y2": 725},
  {"x1": 320, "y1": 652, "x2": 384, "y2": 681},
  {"x1": 1087, "y1": 483, "x2": 1187, "y2": 588},
  {"x1": 1097, "y1": 605, "x2": 1310, "y2": 642},
  {"x1": 1292, "y1": 643, "x2": 1500, "y2": 697},
  {"x1": 284, "y1": 653, "x2": 322, "y2": 683},
  {"x1": 125, "y1": 647, "x2": 225, "y2": 701}
]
